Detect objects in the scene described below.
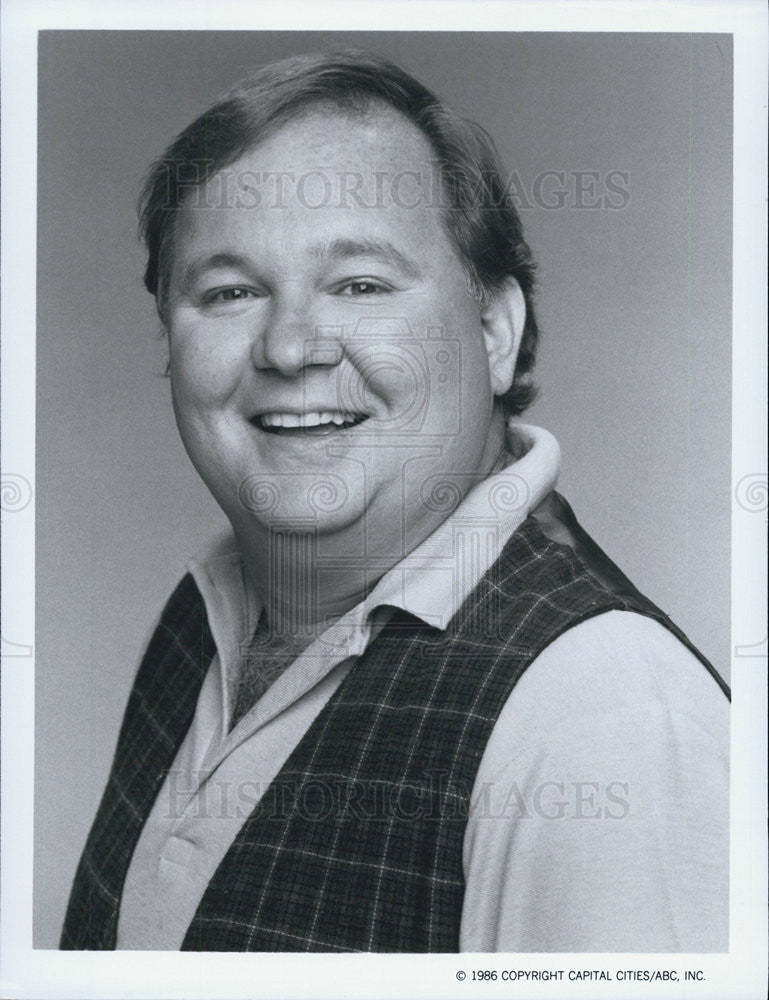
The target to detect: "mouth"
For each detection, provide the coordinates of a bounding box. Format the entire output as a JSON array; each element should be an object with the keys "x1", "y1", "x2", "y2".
[{"x1": 251, "y1": 410, "x2": 369, "y2": 436}]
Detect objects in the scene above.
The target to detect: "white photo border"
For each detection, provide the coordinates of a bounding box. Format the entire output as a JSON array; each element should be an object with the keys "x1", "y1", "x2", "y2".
[{"x1": 1, "y1": 1, "x2": 766, "y2": 998}]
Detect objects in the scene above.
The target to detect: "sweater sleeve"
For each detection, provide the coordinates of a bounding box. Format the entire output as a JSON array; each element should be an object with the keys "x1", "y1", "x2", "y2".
[{"x1": 459, "y1": 610, "x2": 729, "y2": 953}]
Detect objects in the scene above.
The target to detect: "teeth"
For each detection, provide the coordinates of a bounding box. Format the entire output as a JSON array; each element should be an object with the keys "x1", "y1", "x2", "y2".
[{"x1": 259, "y1": 411, "x2": 363, "y2": 429}]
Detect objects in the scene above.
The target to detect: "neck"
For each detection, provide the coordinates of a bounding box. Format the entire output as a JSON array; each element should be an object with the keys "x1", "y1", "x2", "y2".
[
  {"x1": 235, "y1": 518, "x2": 387, "y2": 639},
  {"x1": 234, "y1": 414, "x2": 508, "y2": 637}
]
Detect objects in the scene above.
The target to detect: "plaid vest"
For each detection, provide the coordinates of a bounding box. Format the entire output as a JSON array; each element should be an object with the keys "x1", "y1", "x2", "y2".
[{"x1": 61, "y1": 492, "x2": 726, "y2": 952}]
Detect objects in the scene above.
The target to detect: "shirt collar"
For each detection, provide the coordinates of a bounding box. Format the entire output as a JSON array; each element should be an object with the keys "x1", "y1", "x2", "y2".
[{"x1": 362, "y1": 422, "x2": 560, "y2": 628}]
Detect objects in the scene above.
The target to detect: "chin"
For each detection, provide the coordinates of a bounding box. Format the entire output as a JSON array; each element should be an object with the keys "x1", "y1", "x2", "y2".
[{"x1": 227, "y1": 480, "x2": 362, "y2": 539}]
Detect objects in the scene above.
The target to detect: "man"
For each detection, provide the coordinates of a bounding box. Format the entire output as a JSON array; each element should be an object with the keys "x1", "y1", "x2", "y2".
[{"x1": 61, "y1": 50, "x2": 729, "y2": 953}]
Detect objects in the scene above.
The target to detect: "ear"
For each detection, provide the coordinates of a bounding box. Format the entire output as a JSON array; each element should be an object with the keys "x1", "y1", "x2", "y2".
[{"x1": 480, "y1": 277, "x2": 526, "y2": 397}]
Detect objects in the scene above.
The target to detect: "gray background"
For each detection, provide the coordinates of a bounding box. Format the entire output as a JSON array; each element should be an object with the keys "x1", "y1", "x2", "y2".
[{"x1": 35, "y1": 31, "x2": 732, "y2": 947}]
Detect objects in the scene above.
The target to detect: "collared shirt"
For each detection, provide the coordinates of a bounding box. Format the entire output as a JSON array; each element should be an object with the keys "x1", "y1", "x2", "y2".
[{"x1": 117, "y1": 423, "x2": 728, "y2": 952}]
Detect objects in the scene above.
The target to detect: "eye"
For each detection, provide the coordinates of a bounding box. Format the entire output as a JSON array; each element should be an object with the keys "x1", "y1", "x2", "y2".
[
  {"x1": 337, "y1": 279, "x2": 391, "y2": 297},
  {"x1": 203, "y1": 287, "x2": 259, "y2": 304}
]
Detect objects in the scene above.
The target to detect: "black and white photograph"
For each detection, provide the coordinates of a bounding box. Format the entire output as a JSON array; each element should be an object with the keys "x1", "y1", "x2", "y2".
[{"x1": 1, "y1": 2, "x2": 766, "y2": 998}]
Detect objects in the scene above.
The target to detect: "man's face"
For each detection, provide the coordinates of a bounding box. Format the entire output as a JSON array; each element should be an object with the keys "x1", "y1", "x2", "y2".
[{"x1": 166, "y1": 106, "x2": 511, "y2": 554}]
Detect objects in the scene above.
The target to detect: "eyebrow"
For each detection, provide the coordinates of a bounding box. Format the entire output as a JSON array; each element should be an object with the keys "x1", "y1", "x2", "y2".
[
  {"x1": 178, "y1": 239, "x2": 423, "y2": 290},
  {"x1": 179, "y1": 252, "x2": 255, "y2": 291},
  {"x1": 311, "y1": 238, "x2": 423, "y2": 280}
]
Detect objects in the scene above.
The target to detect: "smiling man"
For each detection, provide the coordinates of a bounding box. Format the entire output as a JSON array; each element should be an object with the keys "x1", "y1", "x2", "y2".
[{"x1": 61, "y1": 50, "x2": 729, "y2": 953}]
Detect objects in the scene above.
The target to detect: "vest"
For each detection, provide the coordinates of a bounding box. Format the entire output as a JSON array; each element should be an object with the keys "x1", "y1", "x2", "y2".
[{"x1": 60, "y1": 492, "x2": 728, "y2": 951}]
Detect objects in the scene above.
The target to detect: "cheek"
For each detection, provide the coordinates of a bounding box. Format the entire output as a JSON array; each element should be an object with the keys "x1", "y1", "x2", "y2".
[
  {"x1": 365, "y1": 351, "x2": 422, "y2": 409},
  {"x1": 168, "y1": 325, "x2": 243, "y2": 412}
]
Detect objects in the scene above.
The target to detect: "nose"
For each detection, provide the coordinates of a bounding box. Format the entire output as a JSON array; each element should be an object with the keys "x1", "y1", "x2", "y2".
[{"x1": 250, "y1": 290, "x2": 316, "y2": 377}]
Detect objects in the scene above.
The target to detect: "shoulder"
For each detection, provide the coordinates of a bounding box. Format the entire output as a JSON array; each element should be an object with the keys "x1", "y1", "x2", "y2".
[
  {"x1": 477, "y1": 611, "x2": 729, "y2": 803},
  {"x1": 460, "y1": 610, "x2": 729, "y2": 952},
  {"x1": 498, "y1": 609, "x2": 728, "y2": 747}
]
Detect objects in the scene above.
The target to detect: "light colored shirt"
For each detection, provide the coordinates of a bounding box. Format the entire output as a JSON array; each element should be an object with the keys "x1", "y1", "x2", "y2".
[{"x1": 116, "y1": 423, "x2": 728, "y2": 952}]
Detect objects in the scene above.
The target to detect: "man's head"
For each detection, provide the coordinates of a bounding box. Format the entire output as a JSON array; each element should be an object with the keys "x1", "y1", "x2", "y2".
[
  {"x1": 138, "y1": 51, "x2": 539, "y2": 553},
  {"x1": 139, "y1": 50, "x2": 539, "y2": 416}
]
